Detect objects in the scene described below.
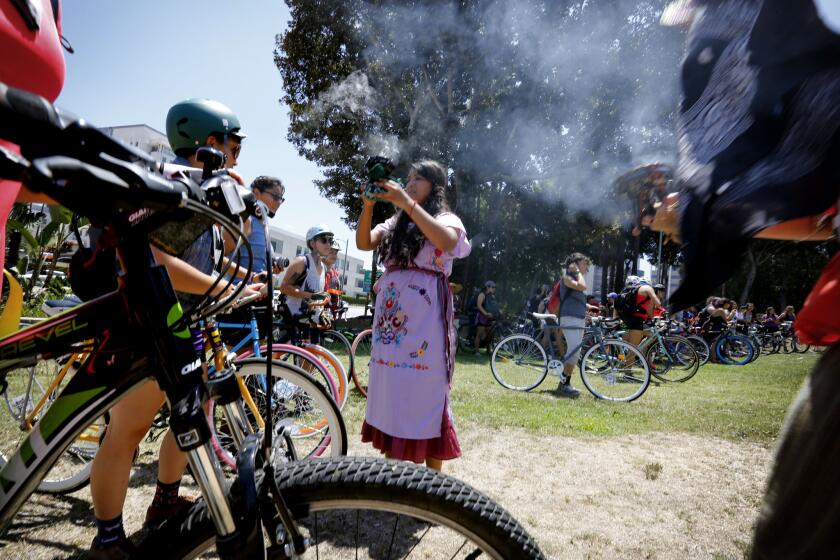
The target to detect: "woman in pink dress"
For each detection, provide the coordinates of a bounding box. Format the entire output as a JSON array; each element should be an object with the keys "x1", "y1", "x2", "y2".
[{"x1": 356, "y1": 160, "x2": 471, "y2": 471}]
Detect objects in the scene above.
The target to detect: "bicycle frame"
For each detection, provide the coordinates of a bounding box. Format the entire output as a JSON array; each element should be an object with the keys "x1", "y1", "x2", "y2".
[{"x1": 0, "y1": 243, "x2": 241, "y2": 549}]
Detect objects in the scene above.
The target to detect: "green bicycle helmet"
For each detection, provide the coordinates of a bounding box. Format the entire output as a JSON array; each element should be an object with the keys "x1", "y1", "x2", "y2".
[{"x1": 165, "y1": 98, "x2": 246, "y2": 153}]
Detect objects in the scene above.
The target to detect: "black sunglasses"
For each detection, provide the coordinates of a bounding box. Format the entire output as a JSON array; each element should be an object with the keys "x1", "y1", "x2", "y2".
[
  {"x1": 263, "y1": 190, "x2": 285, "y2": 203},
  {"x1": 316, "y1": 235, "x2": 334, "y2": 244}
]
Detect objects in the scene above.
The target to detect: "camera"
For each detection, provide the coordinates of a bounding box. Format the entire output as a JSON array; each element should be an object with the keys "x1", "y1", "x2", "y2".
[
  {"x1": 273, "y1": 256, "x2": 290, "y2": 269},
  {"x1": 363, "y1": 156, "x2": 402, "y2": 200}
]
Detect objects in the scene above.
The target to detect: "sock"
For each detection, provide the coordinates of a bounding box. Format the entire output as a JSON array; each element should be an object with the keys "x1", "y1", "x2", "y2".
[
  {"x1": 151, "y1": 479, "x2": 181, "y2": 509},
  {"x1": 95, "y1": 514, "x2": 126, "y2": 545}
]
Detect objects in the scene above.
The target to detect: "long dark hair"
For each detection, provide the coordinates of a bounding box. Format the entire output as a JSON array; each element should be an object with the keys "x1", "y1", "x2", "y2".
[{"x1": 378, "y1": 160, "x2": 450, "y2": 268}]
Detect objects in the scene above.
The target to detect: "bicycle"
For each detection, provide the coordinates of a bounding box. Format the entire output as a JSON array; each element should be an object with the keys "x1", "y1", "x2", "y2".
[
  {"x1": 457, "y1": 314, "x2": 502, "y2": 354},
  {"x1": 613, "y1": 319, "x2": 701, "y2": 382},
  {"x1": 712, "y1": 322, "x2": 756, "y2": 366},
  {"x1": 203, "y1": 311, "x2": 347, "y2": 470},
  {"x1": 0, "y1": 84, "x2": 545, "y2": 559},
  {"x1": 491, "y1": 313, "x2": 651, "y2": 401},
  {"x1": 0, "y1": 341, "x2": 104, "y2": 494},
  {"x1": 780, "y1": 321, "x2": 810, "y2": 353}
]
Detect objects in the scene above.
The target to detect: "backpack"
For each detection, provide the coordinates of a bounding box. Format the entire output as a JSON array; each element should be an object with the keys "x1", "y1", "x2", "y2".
[
  {"x1": 546, "y1": 279, "x2": 573, "y2": 315},
  {"x1": 614, "y1": 285, "x2": 641, "y2": 317}
]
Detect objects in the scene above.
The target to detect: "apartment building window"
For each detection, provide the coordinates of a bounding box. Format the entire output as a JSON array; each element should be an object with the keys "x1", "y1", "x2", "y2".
[
  {"x1": 271, "y1": 240, "x2": 284, "y2": 253},
  {"x1": 296, "y1": 245, "x2": 305, "y2": 256}
]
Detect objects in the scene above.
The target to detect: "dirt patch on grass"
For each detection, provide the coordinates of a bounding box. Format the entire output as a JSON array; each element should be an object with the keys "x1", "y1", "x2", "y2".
[{"x1": 0, "y1": 424, "x2": 772, "y2": 559}]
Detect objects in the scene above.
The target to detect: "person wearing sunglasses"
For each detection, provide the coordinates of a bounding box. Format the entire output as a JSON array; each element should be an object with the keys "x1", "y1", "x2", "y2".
[
  {"x1": 279, "y1": 224, "x2": 335, "y2": 343},
  {"x1": 245, "y1": 175, "x2": 286, "y2": 275}
]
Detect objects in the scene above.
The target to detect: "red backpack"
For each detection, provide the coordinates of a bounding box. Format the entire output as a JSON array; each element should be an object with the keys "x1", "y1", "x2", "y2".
[{"x1": 546, "y1": 280, "x2": 564, "y2": 315}]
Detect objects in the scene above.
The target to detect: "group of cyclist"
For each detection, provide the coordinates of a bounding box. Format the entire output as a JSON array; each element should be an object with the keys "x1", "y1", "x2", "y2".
[
  {"x1": 677, "y1": 298, "x2": 798, "y2": 344},
  {"x1": 84, "y1": 97, "x2": 347, "y2": 558}
]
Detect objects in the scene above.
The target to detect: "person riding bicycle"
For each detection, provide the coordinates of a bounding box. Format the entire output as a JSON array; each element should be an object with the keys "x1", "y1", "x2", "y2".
[
  {"x1": 88, "y1": 98, "x2": 262, "y2": 559},
  {"x1": 615, "y1": 275, "x2": 660, "y2": 349},
  {"x1": 473, "y1": 280, "x2": 498, "y2": 355},
  {"x1": 279, "y1": 224, "x2": 334, "y2": 344}
]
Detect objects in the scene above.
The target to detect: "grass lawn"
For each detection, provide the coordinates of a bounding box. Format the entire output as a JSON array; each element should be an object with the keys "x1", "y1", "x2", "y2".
[{"x1": 342, "y1": 351, "x2": 818, "y2": 445}]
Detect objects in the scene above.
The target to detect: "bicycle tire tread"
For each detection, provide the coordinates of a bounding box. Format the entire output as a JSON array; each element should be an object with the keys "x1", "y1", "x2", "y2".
[{"x1": 134, "y1": 457, "x2": 545, "y2": 559}]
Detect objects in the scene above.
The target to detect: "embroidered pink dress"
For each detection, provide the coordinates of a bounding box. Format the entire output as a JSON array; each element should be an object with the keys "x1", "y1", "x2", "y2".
[{"x1": 361, "y1": 212, "x2": 471, "y2": 463}]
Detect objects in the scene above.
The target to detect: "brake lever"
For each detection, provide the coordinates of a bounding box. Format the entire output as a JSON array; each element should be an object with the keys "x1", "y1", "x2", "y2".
[{"x1": 0, "y1": 145, "x2": 28, "y2": 181}]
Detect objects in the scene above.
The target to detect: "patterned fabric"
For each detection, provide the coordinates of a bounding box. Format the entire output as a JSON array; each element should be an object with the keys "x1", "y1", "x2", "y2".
[
  {"x1": 364, "y1": 212, "x2": 470, "y2": 441},
  {"x1": 671, "y1": 0, "x2": 840, "y2": 308}
]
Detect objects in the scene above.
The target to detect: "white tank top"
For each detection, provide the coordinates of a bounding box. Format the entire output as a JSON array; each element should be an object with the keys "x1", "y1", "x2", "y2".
[{"x1": 286, "y1": 253, "x2": 325, "y2": 316}]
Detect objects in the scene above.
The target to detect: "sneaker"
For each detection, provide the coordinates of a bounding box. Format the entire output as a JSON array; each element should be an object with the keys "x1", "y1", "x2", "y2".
[
  {"x1": 88, "y1": 536, "x2": 135, "y2": 560},
  {"x1": 556, "y1": 383, "x2": 581, "y2": 398},
  {"x1": 144, "y1": 495, "x2": 196, "y2": 528}
]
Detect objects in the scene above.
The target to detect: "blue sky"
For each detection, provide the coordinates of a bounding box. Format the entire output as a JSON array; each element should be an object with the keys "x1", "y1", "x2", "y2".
[{"x1": 57, "y1": 0, "x2": 368, "y2": 260}]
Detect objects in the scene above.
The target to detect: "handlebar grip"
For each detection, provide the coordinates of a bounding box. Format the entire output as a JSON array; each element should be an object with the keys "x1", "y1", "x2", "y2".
[{"x1": 0, "y1": 82, "x2": 65, "y2": 147}]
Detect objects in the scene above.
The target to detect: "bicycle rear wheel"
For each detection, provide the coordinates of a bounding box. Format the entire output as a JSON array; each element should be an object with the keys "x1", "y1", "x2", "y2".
[
  {"x1": 350, "y1": 329, "x2": 373, "y2": 397},
  {"x1": 580, "y1": 340, "x2": 650, "y2": 402},
  {"x1": 0, "y1": 353, "x2": 103, "y2": 494},
  {"x1": 645, "y1": 335, "x2": 700, "y2": 383},
  {"x1": 490, "y1": 334, "x2": 548, "y2": 391},
  {"x1": 134, "y1": 457, "x2": 546, "y2": 559}
]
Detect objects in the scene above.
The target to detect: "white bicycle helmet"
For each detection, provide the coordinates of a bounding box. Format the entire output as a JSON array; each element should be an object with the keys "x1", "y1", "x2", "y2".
[{"x1": 306, "y1": 224, "x2": 334, "y2": 242}]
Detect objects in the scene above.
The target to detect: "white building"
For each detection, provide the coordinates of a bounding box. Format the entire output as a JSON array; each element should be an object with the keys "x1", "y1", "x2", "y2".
[
  {"x1": 265, "y1": 225, "x2": 368, "y2": 297},
  {"x1": 99, "y1": 124, "x2": 175, "y2": 163}
]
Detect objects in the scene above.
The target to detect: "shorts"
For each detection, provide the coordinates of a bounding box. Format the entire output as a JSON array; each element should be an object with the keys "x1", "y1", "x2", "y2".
[{"x1": 621, "y1": 314, "x2": 646, "y2": 331}]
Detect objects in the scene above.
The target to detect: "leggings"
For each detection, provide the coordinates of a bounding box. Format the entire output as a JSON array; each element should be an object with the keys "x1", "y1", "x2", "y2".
[{"x1": 558, "y1": 316, "x2": 586, "y2": 365}]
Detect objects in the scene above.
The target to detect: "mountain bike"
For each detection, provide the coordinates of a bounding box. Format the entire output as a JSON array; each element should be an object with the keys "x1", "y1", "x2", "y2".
[
  {"x1": 0, "y1": 83, "x2": 545, "y2": 559},
  {"x1": 491, "y1": 313, "x2": 651, "y2": 401}
]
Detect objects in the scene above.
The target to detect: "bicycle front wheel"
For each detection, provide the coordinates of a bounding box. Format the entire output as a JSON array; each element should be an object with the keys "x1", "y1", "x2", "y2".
[
  {"x1": 134, "y1": 457, "x2": 546, "y2": 559},
  {"x1": 580, "y1": 340, "x2": 650, "y2": 402},
  {"x1": 716, "y1": 335, "x2": 754, "y2": 366},
  {"x1": 210, "y1": 358, "x2": 347, "y2": 467},
  {"x1": 490, "y1": 334, "x2": 548, "y2": 391}
]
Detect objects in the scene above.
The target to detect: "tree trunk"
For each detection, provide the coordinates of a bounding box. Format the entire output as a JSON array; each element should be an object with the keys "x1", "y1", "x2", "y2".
[{"x1": 739, "y1": 249, "x2": 757, "y2": 304}]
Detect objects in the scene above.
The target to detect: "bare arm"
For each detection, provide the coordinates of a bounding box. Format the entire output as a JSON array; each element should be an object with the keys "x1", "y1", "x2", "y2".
[
  {"x1": 648, "y1": 193, "x2": 835, "y2": 240},
  {"x1": 476, "y1": 292, "x2": 488, "y2": 316},
  {"x1": 151, "y1": 246, "x2": 229, "y2": 296},
  {"x1": 370, "y1": 180, "x2": 459, "y2": 252},
  {"x1": 356, "y1": 193, "x2": 379, "y2": 251},
  {"x1": 279, "y1": 256, "x2": 320, "y2": 301}
]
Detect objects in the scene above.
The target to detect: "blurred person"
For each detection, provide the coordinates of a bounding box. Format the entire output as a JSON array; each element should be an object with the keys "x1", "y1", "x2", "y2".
[
  {"x1": 474, "y1": 280, "x2": 499, "y2": 355},
  {"x1": 651, "y1": 2, "x2": 840, "y2": 554}
]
